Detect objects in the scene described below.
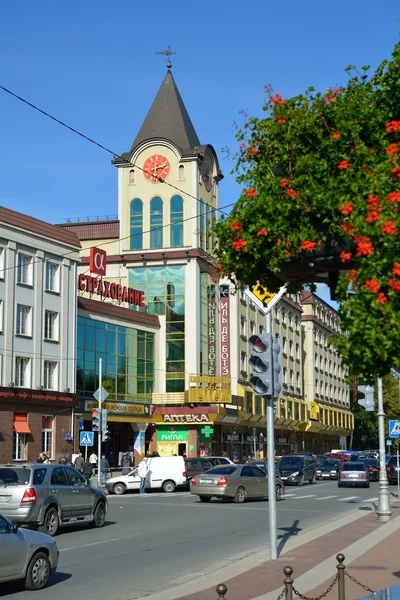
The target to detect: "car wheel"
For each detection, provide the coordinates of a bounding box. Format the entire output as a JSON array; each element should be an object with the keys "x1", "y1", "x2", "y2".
[
  {"x1": 163, "y1": 480, "x2": 176, "y2": 493},
  {"x1": 234, "y1": 486, "x2": 246, "y2": 503},
  {"x1": 89, "y1": 502, "x2": 106, "y2": 528},
  {"x1": 113, "y1": 483, "x2": 126, "y2": 495},
  {"x1": 25, "y1": 552, "x2": 51, "y2": 590},
  {"x1": 298, "y1": 475, "x2": 305, "y2": 486},
  {"x1": 199, "y1": 496, "x2": 211, "y2": 503},
  {"x1": 276, "y1": 485, "x2": 283, "y2": 501},
  {"x1": 41, "y1": 507, "x2": 59, "y2": 537}
]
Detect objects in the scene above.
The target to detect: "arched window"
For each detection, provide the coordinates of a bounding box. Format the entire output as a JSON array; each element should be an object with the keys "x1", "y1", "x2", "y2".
[
  {"x1": 178, "y1": 165, "x2": 185, "y2": 180},
  {"x1": 129, "y1": 169, "x2": 136, "y2": 184},
  {"x1": 130, "y1": 199, "x2": 143, "y2": 250},
  {"x1": 150, "y1": 197, "x2": 163, "y2": 248},
  {"x1": 170, "y1": 195, "x2": 183, "y2": 247}
]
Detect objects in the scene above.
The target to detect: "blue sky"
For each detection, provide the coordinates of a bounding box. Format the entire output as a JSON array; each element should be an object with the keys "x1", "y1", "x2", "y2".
[{"x1": 0, "y1": 1, "x2": 399, "y2": 308}]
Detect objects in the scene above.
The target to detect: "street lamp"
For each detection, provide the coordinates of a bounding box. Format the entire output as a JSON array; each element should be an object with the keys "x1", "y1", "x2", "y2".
[{"x1": 376, "y1": 377, "x2": 392, "y2": 522}]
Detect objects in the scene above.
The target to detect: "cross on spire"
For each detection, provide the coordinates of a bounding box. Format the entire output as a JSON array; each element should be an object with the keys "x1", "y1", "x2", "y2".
[{"x1": 155, "y1": 45, "x2": 177, "y2": 69}]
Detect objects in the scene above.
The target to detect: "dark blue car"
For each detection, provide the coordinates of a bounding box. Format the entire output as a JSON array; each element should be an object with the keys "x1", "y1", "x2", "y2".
[{"x1": 316, "y1": 459, "x2": 342, "y2": 480}]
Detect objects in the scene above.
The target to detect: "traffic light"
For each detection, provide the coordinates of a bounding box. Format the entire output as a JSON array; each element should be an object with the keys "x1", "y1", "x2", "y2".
[
  {"x1": 249, "y1": 334, "x2": 273, "y2": 396},
  {"x1": 272, "y1": 337, "x2": 282, "y2": 398},
  {"x1": 101, "y1": 409, "x2": 110, "y2": 441},
  {"x1": 92, "y1": 408, "x2": 100, "y2": 431},
  {"x1": 357, "y1": 385, "x2": 375, "y2": 412}
]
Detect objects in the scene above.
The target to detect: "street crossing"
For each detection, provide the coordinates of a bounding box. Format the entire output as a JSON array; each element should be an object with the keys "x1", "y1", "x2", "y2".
[{"x1": 108, "y1": 491, "x2": 379, "y2": 503}]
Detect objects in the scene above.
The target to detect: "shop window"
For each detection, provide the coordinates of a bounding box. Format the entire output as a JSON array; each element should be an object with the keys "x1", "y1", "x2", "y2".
[
  {"x1": 45, "y1": 262, "x2": 60, "y2": 293},
  {"x1": 15, "y1": 357, "x2": 30, "y2": 388},
  {"x1": 16, "y1": 305, "x2": 32, "y2": 336},
  {"x1": 44, "y1": 310, "x2": 59, "y2": 341},
  {"x1": 150, "y1": 197, "x2": 163, "y2": 248},
  {"x1": 130, "y1": 199, "x2": 143, "y2": 250},
  {"x1": 170, "y1": 195, "x2": 183, "y2": 247},
  {"x1": 44, "y1": 361, "x2": 58, "y2": 390},
  {"x1": 42, "y1": 416, "x2": 54, "y2": 458},
  {"x1": 280, "y1": 398, "x2": 286, "y2": 418},
  {"x1": 13, "y1": 414, "x2": 29, "y2": 460},
  {"x1": 17, "y1": 253, "x2": 33, "y2": 286},
  {"x1": 287, "y1": 401, "x2": 293, "y2": 419},
  {"x1": 294, "y1": 402, "x2": 299, "y2": 420},
  {"x1": 246, "y1": 391, "x2": 253, "y2": 413}
]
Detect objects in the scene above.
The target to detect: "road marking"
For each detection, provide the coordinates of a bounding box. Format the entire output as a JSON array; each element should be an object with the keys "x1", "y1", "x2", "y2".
[
  {"x1": 60, "y1": 532, "x2": 142, "y2": 552},
  {"x1": 363, "y1": 497, "x2": 378, "y2": 502},
  {"x1": 108, "y1": 492, "x2": 192, "y2": 500},
  {"x1": 315, "y1": 495, "x2": 338, "y2": 500},
  {"x1": 337, "y1": 496, "x2": 360, "y2": 502},
  {"x1": 282, "y1": 493, "x2": 296, "y2": 497},
  {"x1": 292, "y1": 494, "x2": 316, "y2": 499}
]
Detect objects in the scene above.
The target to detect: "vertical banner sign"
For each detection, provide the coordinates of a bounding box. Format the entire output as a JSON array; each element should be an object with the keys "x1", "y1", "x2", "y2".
[
  {"x1": 219, "y1": 284, "x2": 230, "y2": 379},
  {"x1": 208, "y1": 285, "x2": 217, "y2": 375},
  {"x1": 89, "y1": 247, "x2": 107, "y2": 276}
]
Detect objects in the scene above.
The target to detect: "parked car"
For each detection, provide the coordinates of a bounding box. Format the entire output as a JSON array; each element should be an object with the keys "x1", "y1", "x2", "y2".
[
  {"x1": 386, "y1": 456, "x2": 400, "y2": 484},
  {"x1": 0, "y1": 512, "x2": 58, "y2": 590},
  {"x1": 184, "y1": 457, "x2": 234, "y2": 482},
  {"x1": 316, "y1": 459, "x2": 342, "y2": 480},
  {"x1": 190, "y1": 464, "x2": 285, "y2": 503},
  {"x1": 106, "y1": 456, "x2": 187, "y2": 495},
  {"x1": 277, "y1": 455, "x2": 316, "y2": 485},
  {"x1": 0, "y1": 464, "x2": 107, "y2": 536},
  {"x1": 358, "y1": 458, "x2": 380, "y2": 481},
  {"x1": 338, "y1": 462, "x2": 369, "y2": 488}
]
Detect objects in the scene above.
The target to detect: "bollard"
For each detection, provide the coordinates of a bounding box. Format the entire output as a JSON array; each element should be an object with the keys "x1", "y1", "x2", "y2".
[
  {"x1": 216, "y1": 583, "x2": 228, "y2": 599},
  {"x1": 283, "y1": 566, "x2": 294, "y2": 600},
  {"x1": 336, "y1": 553, "x2": 346, "y2": 600}
]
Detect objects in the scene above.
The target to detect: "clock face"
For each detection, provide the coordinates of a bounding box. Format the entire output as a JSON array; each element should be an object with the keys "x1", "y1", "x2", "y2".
[
  {"x1": 143, "y1": 154, "x2": 171, "y2": 183},
  {"x1": 202, "y1": 160, "x2": 212, "y2": 192}
]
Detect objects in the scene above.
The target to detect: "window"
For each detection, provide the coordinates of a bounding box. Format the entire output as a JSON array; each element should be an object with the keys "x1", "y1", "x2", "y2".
[
  {"x1": 296, "y1": 372, "x2": 300, "y2": 389},
  {"x1": 44, "y1": 311, "x2": 59, "y2": 341},
  {"x1": 178, "y1": 165, "x2": 185, "y2": 180},
  {"x1": 13, "y1": 431, "x2": 27, "y2": 460},
  {"x1": 45, "y1": 262, "x2": 60, "y2": 293},
  {"x1": 16, "y1": 305, "x2": 31, "y2": 336},
  {"x1": 129, "y1": 169, "x2": 136, "y2": 184},
  {"x1": 51, "y1": 467, "x2": 68, "y2": 486},
  {"x1": 17, "y1": 253, "x2": 33, "y2": 285},
  {"x1": 170, "y1": 195, "x2": 183, "y2": 247},
  {"x1": 240, "y1": 351, "x2": 246, "y2": 372},
  {"x1": 44, "y1": 361, "x2": 58, "y2": 390},
  {"x1": 65, "y1": 467, "x2": 86, "y2": 487},
  {"x1": 259, "y1": 324, "x2": 264, "y2": 334},
  {"x1": 0, "y1": 299, "x2": 4, "y2": 333},
  {"x1": 282, "y1": 337, "x2": 287, "y2": 353},
  {"x1": 296, "y1": 344, "x2": 300, "y2": 360},
  {"x1": 150, "y1": 197, "x2": 163, "y2": 248},
  {"x1": 0, "y1": 247, "x2": 4, "y2": 279},
  {"x1": 199, "y1": 199, "x2": 205, "y2": 248},
  {"x1": 33, "y1": 468, "x2": 46, "y2": 485},
  {"x1": 42, "y1": 416, "x2": 54, "y2": 457},
  {"x1": 240, "y1": 317, "x2": 246, "y2": 336},
  {"x1": 15, "y1": 357, "x2": 30, "y2": 387},
  {"x1": 250, "y1": 321, "x2": 255, "y2": 335},
  {"x1": 130, "y1": 199, "x2": 143, "y2": 250}
]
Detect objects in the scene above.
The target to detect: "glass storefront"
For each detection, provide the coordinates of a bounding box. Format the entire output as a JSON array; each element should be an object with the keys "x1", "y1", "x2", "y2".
[
  {"x1": 77, "y1": 317, "x2": 155, "y2": 402},
  {"x1": 130, "y1": 266, "x2": 185, "y2": 392}
]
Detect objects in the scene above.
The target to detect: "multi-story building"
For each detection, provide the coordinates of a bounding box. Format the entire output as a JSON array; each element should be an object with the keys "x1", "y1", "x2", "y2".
[{"x1": 0, "y1": 206, "x2": 81, "y2": 463}]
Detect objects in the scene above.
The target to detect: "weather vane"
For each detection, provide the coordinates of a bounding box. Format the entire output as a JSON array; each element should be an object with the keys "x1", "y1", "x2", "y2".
[{"x1": 155, "y1": 45, "x2": 177, "y2": 69}]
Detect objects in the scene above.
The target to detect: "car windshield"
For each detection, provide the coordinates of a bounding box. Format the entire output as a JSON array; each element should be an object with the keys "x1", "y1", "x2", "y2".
[
  {"x1": 322, "y1": 460, "x2": 340, "y2": 468},
  {"x1": 360, "y1": 459, "x2": 378, "y2": 466},
  {"x1": 343, "y1": 463, "x2": 365, "y2": 471},
  {"x1": 279, "y1": 457, "x2": 302, "y2": 467},
  {"x1": 205, "y1": 466, "x2": 237, "y2": 475},
  {"x1": 0, "y1": 466, "x2": 32, "y2": 486}
]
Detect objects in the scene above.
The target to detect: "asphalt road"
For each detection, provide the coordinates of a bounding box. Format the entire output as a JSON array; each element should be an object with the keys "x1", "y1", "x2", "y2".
[{"x1": 1, "y1": 480, "x2": 390, "y2": 600}]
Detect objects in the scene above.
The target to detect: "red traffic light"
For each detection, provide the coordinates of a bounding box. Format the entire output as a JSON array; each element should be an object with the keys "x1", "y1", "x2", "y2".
[
  {"x1": 249, "y1": 335, "x2": 269, "y2": 353},
  {"x1": 92, "y1": 408, "x2": 99, "y2": 416}
]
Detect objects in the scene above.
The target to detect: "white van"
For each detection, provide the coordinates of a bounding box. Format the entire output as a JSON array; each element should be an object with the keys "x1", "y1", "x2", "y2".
[{"x1": 106, "y1": 456, "x2": 187, "y2": 495}]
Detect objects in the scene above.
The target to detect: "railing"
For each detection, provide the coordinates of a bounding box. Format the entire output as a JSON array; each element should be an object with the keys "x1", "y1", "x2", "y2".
[
  {"x1": 64, "y1": 215, "x2": 118, "y2": 223},
  {"x1": 213, "y1": 554, "x2": 376, "y2": 600}
]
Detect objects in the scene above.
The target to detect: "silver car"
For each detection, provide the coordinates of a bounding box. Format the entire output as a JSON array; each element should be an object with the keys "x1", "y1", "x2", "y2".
[
  {"x1": 0, "y1": 463, "x2": 107, "y2": 536},
  {"x1": 190, "y1": 464, "x2": 285, "y2": 503},
  {"x1": 338, "y1": 462, "x2": 370, "y2": 488},
  {"x1": 0, "y1": 513, "x2": 58, "y2": 590}
]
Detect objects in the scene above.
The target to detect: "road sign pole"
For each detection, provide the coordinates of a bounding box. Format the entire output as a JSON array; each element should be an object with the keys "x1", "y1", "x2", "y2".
[
  {"x1": 265, "y1": 310, "x2": 277, "y2": 561},
  {"x1": 397, "y1": 443, "x2": 400, "y2": 500},
  {"x1": 97, "y1": 358, "x2": 103, "y2": 489},
  {"x1": 376, "y1": 377, "x2": 392, "y2": 522}
]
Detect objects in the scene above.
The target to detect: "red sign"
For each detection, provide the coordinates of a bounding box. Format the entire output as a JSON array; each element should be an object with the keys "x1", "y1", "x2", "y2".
[
  {"x1": 219, "y1": 285, "x2": 230, "y2": 377},
  {"x1": 90, "y1": 247, "x2": 107, "y2": 276},
  {"x1": 78, "y1": 274, "x2": 145, "y2": 307}
]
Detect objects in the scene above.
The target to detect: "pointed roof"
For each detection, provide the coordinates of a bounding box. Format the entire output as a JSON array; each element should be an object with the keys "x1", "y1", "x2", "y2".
[{"x1": 128, "y1": 70, "x2": 200, "y2": 154}]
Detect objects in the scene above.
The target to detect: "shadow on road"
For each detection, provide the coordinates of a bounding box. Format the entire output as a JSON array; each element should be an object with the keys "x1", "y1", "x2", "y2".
[
  {"x1": 0, "y1": 573, "x2": 71, "y2": 597},
  {"x1": 277, "y1": 519, "x2": 302, "y2": 556}
]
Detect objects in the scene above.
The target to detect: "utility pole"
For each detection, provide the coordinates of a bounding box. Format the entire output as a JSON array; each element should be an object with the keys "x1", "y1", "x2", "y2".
[
  {"x1": 265, "y1": 309, "x2": 277, "y2": 560},
  {"x1": 376, "y1": 377, "x2": 392, "y2": 522},
  {"x1": 97, "y1": 358, "x2": 103, "y2": 489}
]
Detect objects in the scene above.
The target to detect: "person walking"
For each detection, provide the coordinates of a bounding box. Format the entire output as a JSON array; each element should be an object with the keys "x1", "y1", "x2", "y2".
[
  {"x1": 82, "y1": 460, "x2": 93, "y2": 484},
  {"x1": 89, "y1": 452, "x2": 98, "y2": 467},
  {"x1": 121, "y1": 452, "x2": 132, "y2": 475},
  {"x1": 138, "y1": 456, "x2": 150, "y2": 494},
  {"x1": 36, "y1": 452, "x2": 46, "y2": 463},
  {"x1": 74, "y1": 452, "x2": 85, "y2": 473},
  {"x1": 58, "y1": 455, "x2": 68, "y2": 465},
  {"x1": 100, "y1": 454, "x2": 110, "y2": 486}
]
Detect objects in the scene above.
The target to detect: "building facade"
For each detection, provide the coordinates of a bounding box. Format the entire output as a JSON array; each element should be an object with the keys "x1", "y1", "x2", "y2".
[{"x1": 0, "y1": 207, "x2": 81, "y2": 464}]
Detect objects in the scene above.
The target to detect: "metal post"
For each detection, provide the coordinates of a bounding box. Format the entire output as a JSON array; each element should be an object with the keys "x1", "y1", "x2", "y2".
[
  {"x1": 265, "y1": 310, "x2": 277, "y2": 560},
  {"x1": 376, "y1": 377, "x2": 392, "y2": 522},
  {"x1": 97, "y1": 358, "x2": 103, "y2": 489},
  {"x1": 283, "y1": 566, "x2": 294, "y2": 600},
  {"x1": 215, "y1": 584, "x2": 228, "y2": 599},
  {"x1": 397, "y1": 442, "x2": 399, "y2": 500},
  {"x1": 336, "y1": 554, "x2": 346, "y2": 600}
]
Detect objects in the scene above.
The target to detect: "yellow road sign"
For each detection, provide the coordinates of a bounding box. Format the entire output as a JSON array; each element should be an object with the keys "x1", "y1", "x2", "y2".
[{"x1": 252, "y1": 283, "x2": 276, "y2": 306}]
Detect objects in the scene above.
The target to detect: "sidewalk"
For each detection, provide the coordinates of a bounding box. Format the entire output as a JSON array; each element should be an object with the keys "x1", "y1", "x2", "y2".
[{"x1": 173, "y1": 502, "x2": 400, "y2": 600}]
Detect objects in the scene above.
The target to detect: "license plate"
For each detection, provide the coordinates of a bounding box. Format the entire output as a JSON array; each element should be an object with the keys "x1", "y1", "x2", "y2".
[
  {"x1": 280, "y1": 476, "x2": 287, "y2": 480},
  {"x1": 199, "y1": 478, "x2": 214, "y2": 484},
  {"x1": 322, "y1": 473, "x2": 330, "y2": 477},
  {"x1": 395, "y1": 467, "x2": 400, "y2": 471},
  {"x1": 0, "y1": 496, "x2": 10, "y2": 502}
]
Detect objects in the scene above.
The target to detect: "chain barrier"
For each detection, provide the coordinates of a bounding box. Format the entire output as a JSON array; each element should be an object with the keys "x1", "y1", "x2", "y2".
[
  {"x1": 275, "y1": 588, "x2": 286, "y2": 600},
  {"x1": 345, "y1": 571, "x2": 375, "y2": 594},
  {"x1": 292, "y1": 573, "x2": 339, "y2": 600}
]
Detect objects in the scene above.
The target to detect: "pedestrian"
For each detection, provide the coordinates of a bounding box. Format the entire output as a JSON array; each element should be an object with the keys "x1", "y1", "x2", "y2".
[
  {"x1": 89, "y1": 452, "x2": 98, "y2": 468},
  {"x1": 74, "y1": 452, "x2": 85, "y2": 473},
  {"x1": 43, "y1": 454, "x2": 50, "y2": 464},
  {"x1": 100, "y1": 454, "x2": 110, "y2": 486},
  {"x1": 121, "y1": 452, "x2": 132, "y2": 475},
  {"x1": 82, "y1": 460, "x2": 93, "y2": 484},
  {"x1": 246, "y1": 455, "x2": 253, "y2": 463},
  {"x1": 36, "y1": 452, "x2": 45, "y2": 463},
  {"x1": 138, "y1": 456, "x2": 150, "y2": 494},
  {"x1": 58, "y1": 455, "x2": 68, "y2": 465}
]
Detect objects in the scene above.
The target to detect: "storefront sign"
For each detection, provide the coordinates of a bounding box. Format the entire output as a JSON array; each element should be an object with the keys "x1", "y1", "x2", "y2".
[
  {"x1": 78, "y1": 274, "x2": 145, "y2": 307},
  {"x1": 89, "y1": 247, "x2": 107, "y2": 276},
  {"x1": 222, "y1": 433, "x2": 241, "y2": 443},
  {"x1": 219, "y1": 285, "x2": 230, "y2": 377},
  {"x1": 277, "y1": 437, "x2": 289, "y2": 444},
  {"x1": 0, "y1": 388, "x2": 79, "y2": 408},
  {"x1": 157, "y1": 426, "x2": 188, "y2": 442},
  {"x1": 85, "y1": 400, "x2": 151, "y2": 416},
  {"x1": 189, "y1": 386, "x2": 231, "y2": 404},
  {"x1": 163, "y1": 414, "x2": 210, "y2": 423},
  {"x1": 244, "y1": 435, "x2": 258, "y2": 443},
  {"x1": 208, "y1": 286, "x2": 217, "y2": 376}
]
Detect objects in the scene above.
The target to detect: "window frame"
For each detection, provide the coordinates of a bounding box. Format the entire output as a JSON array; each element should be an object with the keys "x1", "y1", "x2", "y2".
[
  {"x1": 45, "y1": 261, "x2": 60, "y2": 294},
  {"x1": 44, "y1": 310, "x2": 59, "y2": 342},
  {"x1": 16, "y1": 304, "x2": 32, "y2": 337},
  {"x1": 44, "y1": 360, "x2": 58, "y2": 390},
  {"x1": 15, "y1": 356, "x2": 30, "y2": 388},
  {"x1": 42, "y1": 415, "x2": 54, "y2": 458},
  {"x1": 13, "y1": 431, "x2": 27, "y2": 461},
  {"x1": 16, "y1": 252, "x2": 33, "y2": 286}
]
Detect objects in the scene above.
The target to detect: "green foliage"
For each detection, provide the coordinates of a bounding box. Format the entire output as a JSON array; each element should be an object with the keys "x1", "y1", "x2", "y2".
[{"x1": 213, "y1": 43, "x2": 400, "y2": 379}]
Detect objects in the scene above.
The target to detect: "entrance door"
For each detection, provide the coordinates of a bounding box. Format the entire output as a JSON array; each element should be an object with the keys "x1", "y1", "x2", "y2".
[{"x1": 178, "y1": 443, "x2": 187, "y2": 456}]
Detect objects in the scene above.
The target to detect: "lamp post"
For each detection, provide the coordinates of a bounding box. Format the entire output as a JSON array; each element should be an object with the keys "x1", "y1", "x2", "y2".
[{"x1": 376, "y1": 377, "x2": 392, "y2": 522}]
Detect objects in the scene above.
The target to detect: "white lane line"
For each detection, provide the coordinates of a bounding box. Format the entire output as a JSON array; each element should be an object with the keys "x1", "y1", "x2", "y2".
[
  {"x1": 337, "y1": 496, "x2": 359, "y2": 502},
  {"x1": 292, "y1": 494, "x2": 316, "y2": 499},
  {"x1": 363, "y1": 497, "x2": 378, "y2": 502},
  {"x1": 282, "y1": 493, "x2": 296, "y2": 497},
  {"x1": 60, "y1": 532, "x2": 142, "y2": 552},
  {"x1": 108, "y1": 492, "x2": 192, "y2": 500},
  {"x1": 315, "y1": 495, "x2": 338, "y2": 500}
]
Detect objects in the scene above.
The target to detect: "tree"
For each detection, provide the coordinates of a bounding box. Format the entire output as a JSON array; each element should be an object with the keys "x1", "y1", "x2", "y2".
[{"x1": 213, "y1": 43, "x2": 400, "y2": 380}]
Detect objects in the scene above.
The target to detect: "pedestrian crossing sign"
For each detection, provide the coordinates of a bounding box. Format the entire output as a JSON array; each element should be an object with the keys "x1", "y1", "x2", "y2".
[
  {"x1": 80, "y1": 431, "x2": 94, "y2": 446},
  {"x1": 389, "y1": 420, "x2": 400, "y2": 439}
]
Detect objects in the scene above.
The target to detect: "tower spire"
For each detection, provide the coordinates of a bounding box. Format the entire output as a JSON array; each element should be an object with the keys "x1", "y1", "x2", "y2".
[{"x1": 155, "y1": 45, "x2": 177, "y2": 69}]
